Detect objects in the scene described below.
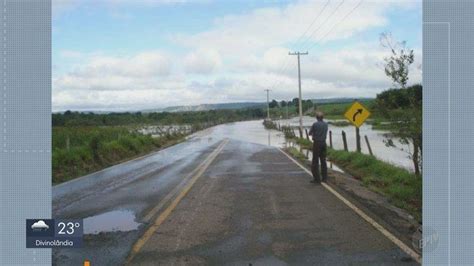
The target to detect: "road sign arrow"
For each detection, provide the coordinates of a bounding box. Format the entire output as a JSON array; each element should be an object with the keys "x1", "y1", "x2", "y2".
[
  {"x1": 352, "y1": 109, "x2": 363, "y2": 122},
  {"x1": 345, "y1": 102, "x2": 370, "y2": 127}
]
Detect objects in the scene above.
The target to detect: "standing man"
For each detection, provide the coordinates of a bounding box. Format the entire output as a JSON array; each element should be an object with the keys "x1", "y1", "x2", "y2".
[{"x1": 308, "y1": 112, "x2": 328, "y2": 183}]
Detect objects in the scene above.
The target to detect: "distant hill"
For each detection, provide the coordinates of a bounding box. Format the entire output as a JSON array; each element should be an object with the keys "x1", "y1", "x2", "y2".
[
  {"x1": 143, "y1": 98, "x2": 375, "y2": 113},
  {"x1": 55, "y1": 98, "x2": 375, "y2": 114},
  {"x1": 142, "y1": 102, "x2": 266, "y2": 113},
  {"x1": 142, "y1": 98, "x2": 374, "y2": 113},
  {"x1": 310, "y1": 97, "x2": 374, "y2": 104}
]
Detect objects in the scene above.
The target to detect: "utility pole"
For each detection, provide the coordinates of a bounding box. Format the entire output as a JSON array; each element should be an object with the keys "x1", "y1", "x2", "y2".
[
  {"x1": 289, "y1": 51, "x2": 308, "y2": 138},
  {"x1": 264, "y1": 89, "x2": 271, "y2": 120}
]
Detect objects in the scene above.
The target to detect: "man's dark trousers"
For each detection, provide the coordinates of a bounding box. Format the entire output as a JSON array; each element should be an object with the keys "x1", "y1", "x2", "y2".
[{"x1": 312, "y1": 140, "x2": 327, "y2": 182}]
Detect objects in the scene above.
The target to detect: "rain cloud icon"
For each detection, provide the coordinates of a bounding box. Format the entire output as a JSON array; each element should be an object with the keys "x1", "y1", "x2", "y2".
[{"x1": 31, "y1": 220, "x2": 49, "y2": 230}]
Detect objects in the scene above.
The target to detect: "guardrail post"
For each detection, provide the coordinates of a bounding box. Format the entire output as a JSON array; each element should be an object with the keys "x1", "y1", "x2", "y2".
[
  {"x1": 329, "y1": 130, "x2": 333, "y2": 148},
  {"x1": 342, "y1": 130, "x2": 348, "y2": 151},
  {"x1": 365, "y1": 135, "x2": 373, "y2": 156}
]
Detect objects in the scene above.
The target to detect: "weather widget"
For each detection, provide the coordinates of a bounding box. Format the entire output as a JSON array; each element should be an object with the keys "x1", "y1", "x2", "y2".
[{"x1": 26, "y1": 219, "x2": 83, "y2": 248}]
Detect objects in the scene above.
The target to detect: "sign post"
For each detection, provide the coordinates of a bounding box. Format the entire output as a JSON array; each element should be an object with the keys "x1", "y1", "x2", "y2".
[
  {"x1": 356, "y1": 127, "x2": 361, "y2": 152},
  {"x1": 344, "y1": 101, "x2": 371, "y2": 153}
]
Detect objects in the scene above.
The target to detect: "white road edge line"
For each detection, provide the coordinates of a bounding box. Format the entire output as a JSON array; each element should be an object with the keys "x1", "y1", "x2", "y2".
[{"x1": 278, "y1": 148, "x2": 422, "y2": 264}]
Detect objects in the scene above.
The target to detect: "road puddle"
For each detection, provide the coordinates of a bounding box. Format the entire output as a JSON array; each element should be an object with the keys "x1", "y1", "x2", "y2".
[{"x1": 83, "y1": 209, "x2": 141, "y2": 235}]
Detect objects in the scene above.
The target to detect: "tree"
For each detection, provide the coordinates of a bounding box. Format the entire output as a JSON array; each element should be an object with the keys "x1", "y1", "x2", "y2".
[
  {"x1": 291, "y1": 98, "x2": 299, "y2": 106},
  {"x1": 280, "y1": 100, "x2": 287, "y2": 107},
  {"x1": 269, "y1": 99, "x2": 279, "y2": 108},
  {"x1": 379, "y1": 33, "x2": 422, "y2": 176},
  {"x1": 302, "y1": 99, "x2": 314, "y2": 113},
  {"x1": 376, "y1": 86, "x2": 422, "y2": 176},
  {"x1": 380, "y1": 32, "x2": 415, "y2": 89}
]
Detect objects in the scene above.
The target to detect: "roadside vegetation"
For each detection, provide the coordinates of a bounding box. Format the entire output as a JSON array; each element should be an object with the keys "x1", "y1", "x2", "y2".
[
  {"x1": 287, "y1": 147, "x2": 307, "y2": 161},
  {"x1": 328, "y1": 149, "x2": 421, "y2": 221},
  {"x1": 52, "y1": 127, "x2": 185, "y2": 184},
  {"x1": 266, "y1": 98, "x2": 376, "y2": 120},
  {"x1": 53, "y1": 108, "x2": 266, "y2": 184},
  {"x1": 285, "y1": 138, "x2": 421, "y2": 221},
  {"x1": 377, "y1": 32, "x2": 422, "y2": 176}
]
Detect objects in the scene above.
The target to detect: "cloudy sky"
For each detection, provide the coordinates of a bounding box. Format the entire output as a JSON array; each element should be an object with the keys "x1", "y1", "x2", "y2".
[{"x1": 52, "y1": 0, "x2": 422, "y2": 112}]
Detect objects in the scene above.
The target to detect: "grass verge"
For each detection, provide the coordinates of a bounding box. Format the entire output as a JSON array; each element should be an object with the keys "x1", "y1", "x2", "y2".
[
  {"x1": 52, "y1": 126, "x2": 186, "y2": 184},
  {"x1": 328, "y1": 149, "x2": 421, "y2": 221},
  {"x1": 286, "y1": 147, "x2": 307, "y2": 162},
  {"x1": 287, "y1": 137, "x2": 421, "y2": 222}
]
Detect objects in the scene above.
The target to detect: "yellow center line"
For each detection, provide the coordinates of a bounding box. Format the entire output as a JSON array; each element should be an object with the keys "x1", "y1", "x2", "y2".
[
  {"x1": 142, "y1": 143, "x2": 221, "y2": 222},
  {"x1": 278, "y1": 148, "x2": 422, "y2": 264},
  {"x1": 126, "y1": 139, "x2": 228, "y2": 264}
]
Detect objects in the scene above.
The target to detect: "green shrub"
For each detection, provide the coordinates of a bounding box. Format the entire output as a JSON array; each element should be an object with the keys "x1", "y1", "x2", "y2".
[{"x1": 327, "y1": 148, "x2": 421, "y2": 221}]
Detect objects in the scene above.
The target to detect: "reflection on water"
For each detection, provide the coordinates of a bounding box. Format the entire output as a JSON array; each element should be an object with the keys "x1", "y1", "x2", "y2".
[
  {"x1": 203, "y1": 120, "x2": 343, "y2": 173},
  {"x1": 83, "y1": 209, "x2": 141, "y2": 235},
  {"x1": 204, "y1": 118, "x2": 413, "y2": 172},
  {"x1": 207, "y1": 120, "x2": 288, "y2": 148}
]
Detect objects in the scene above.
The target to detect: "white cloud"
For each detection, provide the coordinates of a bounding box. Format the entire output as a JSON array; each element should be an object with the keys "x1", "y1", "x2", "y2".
[
  {"x1": 53, "y1": 43, "x2": 422, "y2": 111},
  {"x1": 75, "y1": 51, "x2": 172, "y2": 78},
  {"x1": 170, "y1": 0, "x2": 415, "y2": 55},
  {"x1": 54, "y1": 51, "x2": 173, "y2": 92},
  {"x1": 53, "y1": 0, "x2": 421, "y2": 111},
  {"x1": 184, "y1": 49, "x2": 222, "y2": 74}
]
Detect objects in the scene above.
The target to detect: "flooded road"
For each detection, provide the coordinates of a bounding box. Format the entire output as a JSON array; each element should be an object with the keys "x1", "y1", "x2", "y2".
[
  {"x1": 53, "y1": 129, "x2": 224, "y2": 264},
  {"x1": 52, "y1": 119, "x2": 413, "y2": 265}
]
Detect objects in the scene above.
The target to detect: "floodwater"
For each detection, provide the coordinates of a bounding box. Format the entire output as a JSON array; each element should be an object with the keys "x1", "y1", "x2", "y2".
[
  {"x1": 209, "y1": 120, "x2": 288, "y2": 148},
  {"x1": 274, "y1": 116, "x2": 414, "y2": 171},
  {"x1": 205, "y1": 118, "x2": 413, "y2": 171},
  {"x1": 52, "y1": 119, "x2": 411, "y2": 264},
  {"x1": 137, "y1": 124, "x2": 191, "y2": 137},
  {"x1": 54, "y1": 119, "x2": 411, "y2": 237}
]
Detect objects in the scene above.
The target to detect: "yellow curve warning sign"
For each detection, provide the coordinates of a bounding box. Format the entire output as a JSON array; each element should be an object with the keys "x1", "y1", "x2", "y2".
[{"x1": 344, "y1": 101, "x2": 371, "y2": 128}]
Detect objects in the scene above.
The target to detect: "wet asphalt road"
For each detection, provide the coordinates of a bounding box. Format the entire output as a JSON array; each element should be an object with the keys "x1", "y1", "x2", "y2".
[
  {"x1": 52, "y1": 121, "x2": 418, "y2": 265},
  {"x1": 52, "y1": 128, "x2": 223, "y2": 265}
]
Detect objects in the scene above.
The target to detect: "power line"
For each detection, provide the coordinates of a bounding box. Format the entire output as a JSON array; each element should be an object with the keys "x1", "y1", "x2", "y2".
[
  {"x1": 273, "y1": 0, "x2": 362, "y2": 89},
  {"x1": 266, "y1": 0, "x2": 363, "y2": 118},
  {"x1": 293, "y1": 0, "x2": 331, "y2": 49},
  {"x1": 266, "y1": 1, "x2": 332, "y2": 91},
  {"x1": 298, "y1": 0, "x2": 346, "y2": 50},
  {"x1": 305, "y1": 0, "x2": 364, "y2": 52},
  {"x1": 265, "y1": 0, "x2": 356, "y2": 104},
  {"x1": 266, "y1": 0, "x2": 340, "y2": 93}
]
